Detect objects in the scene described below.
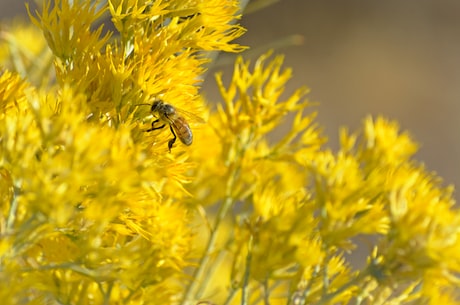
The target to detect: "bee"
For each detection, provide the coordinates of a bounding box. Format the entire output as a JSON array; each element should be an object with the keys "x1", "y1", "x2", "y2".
[{"x1": 140, "y1": 100, "x2": 203, "y2": 151}]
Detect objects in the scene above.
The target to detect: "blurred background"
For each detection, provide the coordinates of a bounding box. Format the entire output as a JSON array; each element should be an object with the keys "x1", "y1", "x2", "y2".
[
  {"x1": 1, "y1": 0, "x2": 459, "y2": 201},
  {"x1": 214, "y1": 0, "x2": 460, "y2": 202}
]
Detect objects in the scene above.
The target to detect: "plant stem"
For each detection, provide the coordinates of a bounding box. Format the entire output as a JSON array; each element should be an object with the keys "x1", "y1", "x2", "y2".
[
  {"x1": 241, "y1": 234, "x2": 253, "y2": 305},
  {"x1": 180, "y1": 173, "x2": 236, "y2": 305}
]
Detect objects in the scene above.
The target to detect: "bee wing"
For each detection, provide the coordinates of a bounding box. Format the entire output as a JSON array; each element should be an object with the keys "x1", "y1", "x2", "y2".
[
  {"x1": 170, "y1": 116, "x2": 193, "y2": 145},
  {"x1": 175, "y1": 107, "x2": 206, "y2": 124}
]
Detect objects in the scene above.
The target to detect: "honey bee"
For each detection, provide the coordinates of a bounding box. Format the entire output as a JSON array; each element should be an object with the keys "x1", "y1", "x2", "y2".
[{"x1": 140, "y1": 100, "x2": 203, "y2": 151}]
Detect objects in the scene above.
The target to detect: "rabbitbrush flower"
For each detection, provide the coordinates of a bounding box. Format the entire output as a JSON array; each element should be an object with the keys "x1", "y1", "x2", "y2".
[{"x1": 0, "y1": 1, "x2": 459, "y2": 305}]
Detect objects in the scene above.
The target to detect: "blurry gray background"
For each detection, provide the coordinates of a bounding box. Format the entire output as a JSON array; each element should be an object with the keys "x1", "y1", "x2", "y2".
[
  {"x1": 2, "y1": 0, "x2": 459, "y2": 200},
  {"x1": 212, "y1": 1, "x2": 460, "y2": 201}
]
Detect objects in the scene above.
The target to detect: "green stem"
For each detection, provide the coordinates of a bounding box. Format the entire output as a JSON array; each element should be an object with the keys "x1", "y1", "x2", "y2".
[
  {"x1": 223, "y1": 285, "x2": 238, "y2": 305},
  {"x1": 180, "y1": 173, "x2": 236, "y2": 305},
  {"x1": 262, "y1": 278, "x2": 270, "y2": 305},
  {"x1": 316, "y1": 271, "x2": 368, "y2": 305},
  {"x1": 6, "y1": 186, "x2": 19, "y2": 232},
  {"x1": 195, "y1": 240, "x2": 228, "y2": 299},
  {"x1": 241, "y1": 234, "x2": 253, "y2": 305}
]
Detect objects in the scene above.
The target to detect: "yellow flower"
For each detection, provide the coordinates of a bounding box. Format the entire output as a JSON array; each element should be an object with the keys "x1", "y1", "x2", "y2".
[
  {"x1": 0, "y1": 21, "x2": 53, "y2": 86},
  {"x1": 305, "y1": 149, "x2": 391, "y2": 249},
  {"x1": 1, "y1": 0, "x2": 245, "y2": 303},
  {"x1": 361, "y1": 116, "x2": 418, "y2": 166},
  {"x1": 1, "y1": 0, "x2": 459, "y2": 304},
  {"x1": 367, "y1": 164, "x2": 460, "y2": 280}
]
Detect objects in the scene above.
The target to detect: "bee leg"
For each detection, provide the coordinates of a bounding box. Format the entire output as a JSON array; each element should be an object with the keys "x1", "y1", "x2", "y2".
[
  {"x1": 146, "y1": 119, "x2": 165, "y2": 132},
  {"x1": 168, "y1": 125, "x2": 177, "y2": 152}
]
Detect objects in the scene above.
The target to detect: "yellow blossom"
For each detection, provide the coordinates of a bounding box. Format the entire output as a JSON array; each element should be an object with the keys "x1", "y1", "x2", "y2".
[
  {"x1": 0, "y1": 21, "x2": 53, "y2": 86},
  {"x1": 1, "y1": 0, "x2": 245, "y2": 303},
  {"x1": 0, "y1": 0, "x2": 459, "y2": 304}
]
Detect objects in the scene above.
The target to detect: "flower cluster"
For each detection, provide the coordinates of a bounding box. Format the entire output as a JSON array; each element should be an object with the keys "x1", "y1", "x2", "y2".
[
  {"x1": 185, "y1": 53, "x2": 460, "y2": 305},
  {"x1": 0, "y1": 1, "x2": 459, "y2": 305},
  {"x1": 0, "y1": 0, "x2": 244, "y2": 303}
]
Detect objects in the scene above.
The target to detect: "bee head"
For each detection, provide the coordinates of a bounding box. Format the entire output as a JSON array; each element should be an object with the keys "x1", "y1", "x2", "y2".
[{"x1": 150, "y1": 100, "x2": 164, "y2": 112}]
